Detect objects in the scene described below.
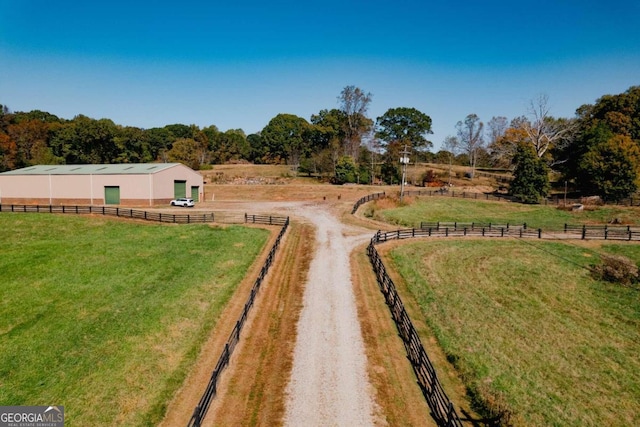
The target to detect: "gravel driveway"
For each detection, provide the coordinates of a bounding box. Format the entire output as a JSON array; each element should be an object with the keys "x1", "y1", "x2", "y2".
[{"x1": 280, "y1": 203, "x2": 377, "y2": 426}]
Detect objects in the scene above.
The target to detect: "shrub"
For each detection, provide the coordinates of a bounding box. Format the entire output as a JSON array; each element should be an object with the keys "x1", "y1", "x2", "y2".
[
  {"x1": 421, "y1": 169, "x2": 438, "y2": 184},
  {"x1": 591, "y1": 254, "x2": 639, "y2": 287}
]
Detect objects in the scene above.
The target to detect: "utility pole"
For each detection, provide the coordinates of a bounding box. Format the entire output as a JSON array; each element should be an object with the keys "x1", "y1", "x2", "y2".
[{"x1": 399, "y1": 144, "x2": 410, "y2": 202}]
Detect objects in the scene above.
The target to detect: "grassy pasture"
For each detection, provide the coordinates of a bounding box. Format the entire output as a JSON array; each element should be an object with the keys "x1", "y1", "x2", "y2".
[
  {"x1": 388, "y1": 239, "x2": 640, "y2": 426},
  {"x1": 368, "y1": 196, "x2": 640, "y2": 229},
  {"x1": 0, "y1": 214, "x2": 269, "y2": 426}
]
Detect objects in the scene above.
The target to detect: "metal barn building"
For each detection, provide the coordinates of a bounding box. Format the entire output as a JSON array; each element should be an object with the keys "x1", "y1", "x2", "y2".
[{"x1": 0, "y1": 163, "x2": 204, "y2": 206}]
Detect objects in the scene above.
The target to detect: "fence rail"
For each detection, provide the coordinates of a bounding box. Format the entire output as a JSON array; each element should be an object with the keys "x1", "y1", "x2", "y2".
[
  {"x1": 351, "y1": 190, "x2": 640, "y2": 214},
  {"x1": 373, "y1": 224, "x2": 640, "y2": 242},
  {"x1": 351, "y1": 191, "x2": 386, "y2": 214},
  {"x1": 0, "y1": 204, "x2": 216, "y2": 224},
  {"x1": 367, "y1": 240, "x2": 463, "y2": 427},
  {"x1": 187, "y1": 216, "x2": 290, "y2": 427},
  {"x1": 367, "y1": 220, "x2": 640, "y2": 426},
  {"x1": 0, "y1": 204, "x2": 293, "y2": 228},
  {"x1": 1, "y1": 203, "x2": 291, "y2": 426},
  {"x1": 244, "y1": 213, "x2": 290, "y2": 226}
]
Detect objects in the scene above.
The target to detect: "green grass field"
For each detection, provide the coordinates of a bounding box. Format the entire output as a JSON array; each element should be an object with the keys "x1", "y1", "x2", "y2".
[
  {"x1": 0, "y1": 214, "x2": 269, "y2": 426},
  {"x1": 369, "y1": 197, "x2": 640, "y2": 229},
  {"x1": 388, "y1": 239, "x2": 640, "y2": 426}
]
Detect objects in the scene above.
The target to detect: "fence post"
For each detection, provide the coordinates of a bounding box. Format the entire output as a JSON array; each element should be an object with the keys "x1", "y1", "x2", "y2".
[
  {"x1": 538, "y1": 229, "x2": 542, "y2": 239},
  {"x1": 582, "y1": 225, "x2": 586, "y2": 240}
]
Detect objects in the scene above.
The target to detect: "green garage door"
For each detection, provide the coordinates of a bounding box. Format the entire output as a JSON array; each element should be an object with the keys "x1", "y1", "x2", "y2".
[
  {"x1": 174, "y1": 180, "x2": 186, "y2": 198},
  {"x1": 191, "y1": 186, "x2": 199, "y2": 202},
  {"x1": 104, "y1": 186, "x2": 120, "y2": 205}
]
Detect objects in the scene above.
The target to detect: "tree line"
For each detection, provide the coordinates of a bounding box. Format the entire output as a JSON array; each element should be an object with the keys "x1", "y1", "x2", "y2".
[{"x1": 1, "y1": 85, "x2": 639, "y2": 201}]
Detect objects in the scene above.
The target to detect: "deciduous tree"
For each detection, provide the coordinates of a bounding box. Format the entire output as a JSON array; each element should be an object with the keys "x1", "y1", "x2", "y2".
[
  {"x1": 576, "y1": 134, "x2": 640, "y2": 201},
  {"x1": 375, "y1": 107, "x2": 433, "y2": 151},
  {"x1": 261, "y1": 114, "x2": 310, "y2": 170},
  {"x1": 167, "y1": 138, "x2": 200, "y2": 169},
  {"x1": 338, "y1": 86, "x2": 373, "y2": 158},
  {"x1": 523, "y1": 94, "x2": 576, "y2": 161},
  {"x1": 456, "y1": 114, "x2": 484, "y2": 178}
]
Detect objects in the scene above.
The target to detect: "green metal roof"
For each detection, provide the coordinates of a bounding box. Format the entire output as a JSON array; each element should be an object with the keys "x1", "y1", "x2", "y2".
[{"x1": 0, "y1": 163, "x2": 183, "y2": 175}]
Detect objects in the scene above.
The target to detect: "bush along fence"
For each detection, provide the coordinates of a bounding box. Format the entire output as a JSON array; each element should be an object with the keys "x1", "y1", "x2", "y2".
[
  {"x1": 0, "y1": 204, "x2": 215, "y2": 224},
  {"x1": 367, "y1": 238, "x2": 463, "y2": 427},
  {"x1": 187, "y1": 215, "x2": 290, "y2": 427}
]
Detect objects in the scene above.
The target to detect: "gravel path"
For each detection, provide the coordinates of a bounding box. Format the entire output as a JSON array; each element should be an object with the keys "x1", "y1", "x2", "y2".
[{"x1": 282, "y1": 204, "x2": 376, "y2": 427}]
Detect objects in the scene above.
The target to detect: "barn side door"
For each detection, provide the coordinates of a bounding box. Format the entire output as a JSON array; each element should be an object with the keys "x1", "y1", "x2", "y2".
[
  {"x1": 104, "y1": 186, "x2": 120, "y2": 205},
  {"x1": 173, "y1": 180, "x2": 186, "y2": 198}
]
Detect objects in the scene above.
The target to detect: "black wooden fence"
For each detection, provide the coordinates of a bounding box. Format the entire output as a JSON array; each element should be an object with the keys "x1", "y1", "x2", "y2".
[
  {"x1": 403, "y1": 189, "x2": 513, "y2": 202},
  {"x1": 187, "y1": 215, "x2": 290, "y2": 427},
  {"x1": 351, "y1": 190, "x2": 640, "y2": 214},
  {"x1": 244, "y1": 213, "x2": 289, "y2": 226},
  {"x1": 366, "y1": 220, "x2": 640, "y2": 427},
  {"x1": 367, "y1": 239, "x2": 463, "y2": 427},
  {"x1": 0, "y1": 204, "x2": 215, "y2": 224},
  {"x1": 351, "y1": 191, "x2": 386, "y2": 214}
]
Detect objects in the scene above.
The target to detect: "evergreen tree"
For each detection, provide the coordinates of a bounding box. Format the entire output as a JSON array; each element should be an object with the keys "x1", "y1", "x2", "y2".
[{"x1": 510, "y1": 144, "x2": 550, "y2": 203}]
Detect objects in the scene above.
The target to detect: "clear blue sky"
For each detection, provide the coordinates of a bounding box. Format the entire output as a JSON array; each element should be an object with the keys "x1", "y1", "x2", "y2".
[{"x1": 1, "y1": 0, "x2": 639, "y2": 150}]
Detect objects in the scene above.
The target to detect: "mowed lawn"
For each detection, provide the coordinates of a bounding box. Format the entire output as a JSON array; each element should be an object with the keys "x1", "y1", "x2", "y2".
[
  {"x1": 388, "y1": 239, "x2": 640, "y2": 426},
  {"x1": 0, "y1": 214, "x2": 269, "y2": 426},
  {"x1": 371, "y1": 196, "x2": 640, "y2": 229}
]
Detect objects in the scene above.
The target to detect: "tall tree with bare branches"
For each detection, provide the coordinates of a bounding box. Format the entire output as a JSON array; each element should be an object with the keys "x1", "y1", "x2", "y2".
[
  {"x1": 338, "y1": 85, "x2": 373, "y2": 158},
  {"x1": 456, "y1": 113, "x2": 484, "y2": 178},
  {"x1": 523, "y1": 94, "x2": 576, "y2": 160}
]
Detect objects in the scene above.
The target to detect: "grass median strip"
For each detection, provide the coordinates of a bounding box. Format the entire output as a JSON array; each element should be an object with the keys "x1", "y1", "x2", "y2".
[
  {"x1": 387, "y1": 239, "x2": 640, "y2": 426},
  {"x1": 0, "y1": 214, "x2": 269, "y2": 426}
]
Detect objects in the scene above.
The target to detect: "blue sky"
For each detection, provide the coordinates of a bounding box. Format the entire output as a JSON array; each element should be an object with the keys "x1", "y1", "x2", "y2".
[{"x1": 1, "y1": 0, "x2": 639, "y2": 150}]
